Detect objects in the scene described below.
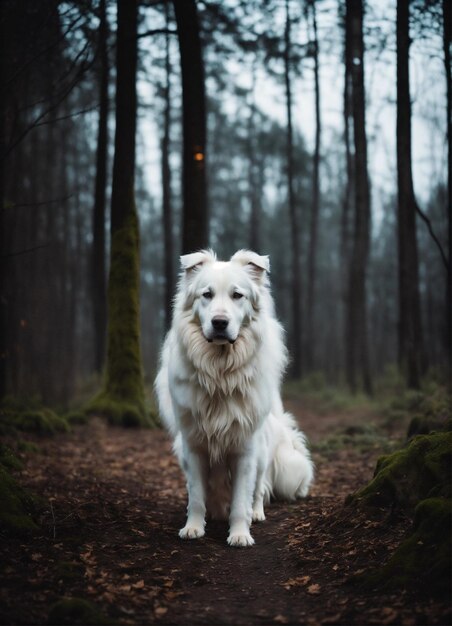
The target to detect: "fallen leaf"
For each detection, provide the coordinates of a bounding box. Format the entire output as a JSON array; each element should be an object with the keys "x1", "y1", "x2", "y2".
[
  {"x1": 307, "y1": 583, "x2": 321, "y2": 595},
  {"x1": 282, "y1": 575, "x2": 311, "y2": 590},
  {"x1": 132, "y1": 580, "x2": 145, "y2": 589},
  {"x1": 380, "y1": 607, "x2": 398, "y2": 624},
  {"x1": 273, "y1": 616, "x2": 288, "y2": 624},
  {"x1": 154, "y1": 606, "x2": 168, "y2": 617}
]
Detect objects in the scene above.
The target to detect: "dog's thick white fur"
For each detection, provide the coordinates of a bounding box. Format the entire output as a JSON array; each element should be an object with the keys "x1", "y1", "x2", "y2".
[{"x1": 155, "y1": 249, "x2": 314, "y2": 547}]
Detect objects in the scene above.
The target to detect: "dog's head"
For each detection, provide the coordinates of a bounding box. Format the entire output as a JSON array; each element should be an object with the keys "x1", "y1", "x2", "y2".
[{"x1": 178, "y1": 249, "x2": 270, "y2": 345}]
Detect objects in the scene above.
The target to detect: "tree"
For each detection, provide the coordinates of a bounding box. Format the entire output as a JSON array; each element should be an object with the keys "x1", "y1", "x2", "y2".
[
  {"x1": 247, "y1": 61, "x2": 261, "y2": 253},
  {"x1": 396, "y1": 0, "x2": 424, "y2": 389},
  {"x1": 284, "y1": 0, "x2": 302, "y2": 378},
  {"x1": 89, "y1": 0, "x2": 152, "y2": 426},
  {"x1": 345, "y1": 0, "x2": 372, "y2": 394},
  {"x1": 91, "y1": 0, "x2": 109, "y2": 373},
  {"x1": 443, "y1": 0, "x2": 452, "y2": 376},
  {"x1": 306, "y1": 0, "x2": 321, "y2": 371},
  {"x1": 341, "y1": 0, "x2": 354, "y2": 381},
  {"x1": 173, "y1": 0, "x2": 208, "y2": 253},
  {"x1": 0, "y1": 0, "x2": 6, "y2": 400},
  {"x1": 161, "y1": 2, "x2": 174, "y2": 331}
]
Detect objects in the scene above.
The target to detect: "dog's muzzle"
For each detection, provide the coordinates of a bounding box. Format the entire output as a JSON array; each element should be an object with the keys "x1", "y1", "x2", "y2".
[{"x1": 207, "y1": 316, "x2": 235, "y2": 344}]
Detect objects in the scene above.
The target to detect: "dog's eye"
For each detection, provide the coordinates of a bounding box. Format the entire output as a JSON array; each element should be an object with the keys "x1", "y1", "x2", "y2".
[
  {"x1": 202, "y1": 291, "x2": 213, "y2": 300},
  {"x1": 232, "y1": 292, "x2": 243, "y2": 300}
]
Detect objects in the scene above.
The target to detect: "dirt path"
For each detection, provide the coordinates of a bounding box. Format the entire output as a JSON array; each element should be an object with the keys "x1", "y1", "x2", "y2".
[{"x1": 1, "y1": 413, "x2": 449, "y2": 625}]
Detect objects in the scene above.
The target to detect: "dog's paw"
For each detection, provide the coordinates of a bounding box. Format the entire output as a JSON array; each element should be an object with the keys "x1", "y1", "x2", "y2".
[
  {"x1": 179, "y1": 525, "x2": 205, "y2": 540},
  {"x1": 227, "y1": 532, "x2": 255, "y2": 547},
  {"x1": 252, "y1": 508, "x2": 266, "y2": 522}
]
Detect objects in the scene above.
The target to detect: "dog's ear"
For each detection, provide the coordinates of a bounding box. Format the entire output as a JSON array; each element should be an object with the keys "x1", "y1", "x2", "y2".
[
  {"x1": 230, "y1": 249, "x2": 270, "y2": 284},
  {"x1": 180, "y1": 249, "x2": 216, "y2": 276}
]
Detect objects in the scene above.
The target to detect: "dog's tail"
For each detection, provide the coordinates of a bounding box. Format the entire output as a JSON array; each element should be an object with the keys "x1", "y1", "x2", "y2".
[
  {"x1": 270, "y1": 412, "x2": 314, "y2": 501},
  {"x1": 154, "y1": 358, "x2": 178, "y2": 437}
]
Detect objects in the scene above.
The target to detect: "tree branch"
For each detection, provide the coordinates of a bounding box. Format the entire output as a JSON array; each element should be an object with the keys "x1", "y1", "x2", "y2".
[
  {"x1": 137, "y1": 28, "x2": 177, "y2": 39},
  {"x1": 5, "y1": 195, "x2": 73, "y2": 210},
  {"x1": 3, "y1": 243, "x2": 51, "y2": 259},
  {"x1": 415, "y1": 203, "x2": 449, "y2": 273}
]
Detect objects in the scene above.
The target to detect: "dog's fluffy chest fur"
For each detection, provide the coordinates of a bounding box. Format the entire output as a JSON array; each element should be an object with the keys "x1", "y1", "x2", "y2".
[{"x1": 175, "y1": 325, "x2": 271, "y2": 461}]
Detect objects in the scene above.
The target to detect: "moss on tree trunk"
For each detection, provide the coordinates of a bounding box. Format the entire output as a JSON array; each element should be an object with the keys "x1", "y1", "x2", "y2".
[
  {"x1": 88, "y1": 209, "x2": 156, "y2": 428},
  {"x1": 349, "y1": 431, "x2": 451, "y2": 595},
  {"x1": 87, "y1": 0, "x2": 156, "y2": 428},
  {"x1": 351, "y1": 431, "x2": 451, "y2": 509},
  {"x1": 369, "y1": 497, "x2": 451, "y2": 595}
]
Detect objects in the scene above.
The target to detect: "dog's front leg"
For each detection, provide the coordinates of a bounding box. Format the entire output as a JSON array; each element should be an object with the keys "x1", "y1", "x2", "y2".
[
  {"x1": 228, "y1": 448, "x2": 257, "y2": 547},
  {"x1": 179, "y1": 447, "x2": 208, "y2": 540}
]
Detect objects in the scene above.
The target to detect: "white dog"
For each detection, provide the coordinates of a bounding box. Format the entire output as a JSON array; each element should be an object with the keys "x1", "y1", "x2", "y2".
[{"x1": 155, "y1": 249, "x2": 313, "y2": 547}]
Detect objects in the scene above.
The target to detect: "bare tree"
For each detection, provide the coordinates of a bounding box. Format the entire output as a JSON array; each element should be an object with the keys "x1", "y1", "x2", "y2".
[
  {"x1": 0, "y1": 0, "x2": 6, "y2": 399},
  {"x1": 173, "y1": 0, "x2": 208, "y2": 254},
  {"x1": 91, "y1": 0, "x2": 109, "y2": 373},
  {"x1": 91, "y1": 0, "x2": 151, "y2": 425},
  {"x1": 396, "y1": 0, "x2": 424, "y2": 389},
  {"x1": 248, "y1": 61, "x2": 261, "y2": 253},
  {"x1": 341, "y1": 0, "x2": 354, "y2": 380},
  {"x1": 161, "y1": 1, "x2": 174, "y2": 331},
  {"x1": 306, "y1": 0, "x2": 321, "y2": 371},
  {"x1": 443, "y1": 0, "x2": 452, "y2": 376},
  {"x1": 345, "y1": 0, "x2": 372, "y2": 395},
  {"x1": 284, "y1": 0, "x2": 302, "y2": 378}
]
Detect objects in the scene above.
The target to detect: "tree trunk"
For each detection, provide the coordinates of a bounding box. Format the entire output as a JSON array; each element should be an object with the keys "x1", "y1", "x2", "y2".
[
  {"x1": 346, "y1": 0, "x2": 372, "y2": 395},
  {"x1": 0, "y1": 0, "x2": 6, "y2": 400},
  {"x1": 284, "y1": 0, "x2": 302, "y2": 379},
  {"x1": 173, "y1": 0, "x2": 208, "y2": 254},
  {"x1": 90, "y1": 0, "x2": 151, "y2": 426},
  {"x1": 396, "y1": 0, "x2": 423, "y2": 389},
  {"x1": 306, "y1": 0, "x2": 321, "y2": 372},
  {"x1": 342, "y1": 3, "x2": 354, "y2": 385},
  {"x1": 161, "y1": 4, "x2": 174, "y2": 332},
  {"x1": 91, "y1": 0, "x2": 109, "y2": 374},
  {"x1": 248, "y1": 60, "x2": 261, "y2": 253},
  {"x1": 443, "y1": 0, "x2": 452, "y2": 379}
]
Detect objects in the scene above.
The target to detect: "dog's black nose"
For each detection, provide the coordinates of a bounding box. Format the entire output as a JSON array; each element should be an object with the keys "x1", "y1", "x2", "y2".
[{"x1": 212, "y1": 316, "x2": 229, "y2": 331}]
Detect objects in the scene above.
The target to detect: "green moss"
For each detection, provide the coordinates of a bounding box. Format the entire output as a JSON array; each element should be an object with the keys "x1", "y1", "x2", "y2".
[
  {"x1": 0, "y1": 444, "x2": 24, "y2": 471},
  {"x1": 283, "y1": 380, "x2": 373, "y2": 415},
  {"x1": 16, "y1": 409, "x2": 70, "y2": 435},
  {"x1": 16, "y1": 440, "x2": 40, "y2": 454},
  {"x1": 351, "y1": 432, "x2": 452, "y2": 509},
  {"x1": 382, "y1": 383, "x2": 451, "y2": 433},
  {"x1": 364, "y1": 498, "x2": 451, "y2": 595},
  {"x1": 0, "y1": 466, "x2": 38, "y2": 534},
  {"x1": 87, "y1": 391, "x2": 157, "y2": 428},
  {"x1": 312, "y1": 423, "x2": 397, "y2": 457},
  {"x1": 0, "y1": 403, "x2": 70, "y2": 436},
  {"x1": 88, "y1": 209, "x2": 157, "y2": 428},
  {"x1": 47, "y1": 598, "x2": 114, "y2": 625},
  {"x1": 407, "y1": 414, "x2": 452, "y2": 439},
  {"x1": 64, "y1": 410, "x2": 89, "y2": 426}
]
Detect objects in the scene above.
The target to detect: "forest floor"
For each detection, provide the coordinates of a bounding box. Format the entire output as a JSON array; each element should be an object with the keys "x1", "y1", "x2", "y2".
[{"x1": 1, "y1": 398, "x2": 450, "y2": 626}]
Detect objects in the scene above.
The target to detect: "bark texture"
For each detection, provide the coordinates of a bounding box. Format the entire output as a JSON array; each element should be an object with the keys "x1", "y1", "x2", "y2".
[
  {"x1": 161, "y1": 5, "x2": 174, "y2": 331},
  {"x1": 306, "y1": 0, "x2": 321, "y2": 371},
  {"x1": 396, "y1": 0, "x2": 423, "y2": 389},
  {"x1": 443, "y1": 0, "x2": 452, "y2": 378},
  {"x1": 91, "y1": 0, "x2": 109, "y2": 373},
  {"x1": 284, "y1": 0, "x2": 302, "y2": 378},
  {"x1": 345, "y1": 0, "x2": 372, "y2": 395},
  {"x1": 90, "y1": 0, "x2": 152, "y2": 426},
  {"x1": 173, "y1": 0, "x2": 208, "y2": 254}
]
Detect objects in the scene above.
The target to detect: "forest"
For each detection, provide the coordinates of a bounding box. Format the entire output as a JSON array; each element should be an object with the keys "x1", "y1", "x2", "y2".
[{"x1": 0, "y1": 0, "x2": 450, "y2": 625}]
